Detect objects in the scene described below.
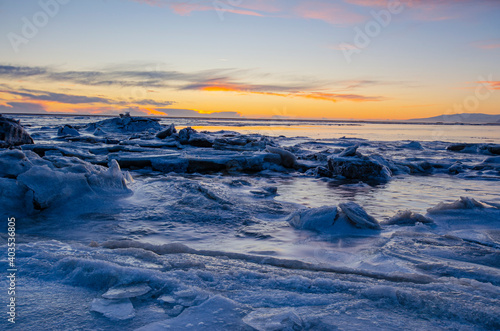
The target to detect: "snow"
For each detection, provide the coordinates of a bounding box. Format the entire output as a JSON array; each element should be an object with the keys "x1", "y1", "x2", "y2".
[
  {"x1": 266, "y1": 146, "x2": 297, "y2": 168},
  {"x1": 382, "y1": 210, "x2": 435, "y2": 226},
  {"x1": 243, "y1": 308, "x2": 304, "y2": 331},
  {"x1": 338, "y1": 202, "x2": 382, "y2": 230},
  {"x1": 2, "y1": 115, "x2": 500, "y2": 330},
  {"x1": 57, "y1": 124, "x2": 80, "y2": 137},
  {"x1": 102, "y1": 284, "x2": 151, "y2": 299},
  {"x1": 137, "y1": 295, "x2": 251, "y2": 331},
  {"x1": 427, "y1": 196, "x2": 493, "y2": 213},
  {"x1": 90, "y1": 298, "x2": 135, "y2": 320},
  {"x1": 287, "y1": 206, "x2": 338, "y2": 232}
]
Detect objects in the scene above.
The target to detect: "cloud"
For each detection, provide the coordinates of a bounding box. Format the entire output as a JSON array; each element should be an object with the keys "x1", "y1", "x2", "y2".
[
  {"x1": 0, "y1": 102, "x2": 47, "y2": 114},
  {"x1": 131, "y1": 99, "x2": 176, "y2": 106},
  {"x1": 131, "y1": 0, "x2": 364, "y2": 25},
  {"x1": 0, "y1": 64, "x2": 242, "y2": 89},
  {"x1": 131, "y1": 0, "x2": 500, "y2": 24},
  {"x1": 182, "y1": 80, "x2": 384, "y2": 102},
  {"x1": 472, "y1": 41, "x2": 500, "y2": 50},
  {"x1": 155, "y1": 108, "x2": 242, "y2": 118},
  {"x1": 0, "y1": 65, "x2": 47, "y2": 77},
  {"x1": 478, "y1": 81, "x2": 500, "y2": 90},
  {"x1": 345, "y1": 0, "x2": 500, "y2": 21},
  {"x1": 3, "y1": 90, "x2": 111, "y2": 104},
  {"x1": 293, "y1": 1, "x2": 365, "y2": 25},
  {"x1": 0, "y1": 64, "x2": 386, "y2": 109},
  {"x1": 1, "y1": 87, "x2": 176, "y2": 107},
  {"x1": 299, "y1": 92, "x2": 384, "y2": 102}
]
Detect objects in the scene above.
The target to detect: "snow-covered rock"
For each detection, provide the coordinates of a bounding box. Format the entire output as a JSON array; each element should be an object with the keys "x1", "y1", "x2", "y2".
[
  {"x1": 0, "y1": 149, "x2": 32, "y2": 178},
  {"x1": 188, "y1": 133, "x2": 214, "y2": 148},
  {"x1": 339, "y1": 144, "x2": 360, "y2": 157},
  {"x1": 2, "y1": 150, "x2": 131, "y2": 212},
  {"x1": 287, "y1": 206, "x2": 338, "y2": 232},
  {"x1": 178, "y1": 127, "x2": 197, "y2": 144},
  {"x1": 102, "y1": 284, "x2": 151, "y2": 299},
  {"x1": 57, "y1": 125, "x2": 80, "y2": 137},
  {"x1": 90, "y1": 298, "x2": 135, "y2": 320},
  {"x1": 427, "y1": 197, "x2": 494, "y2": 213},
  {"x1": 86, "y1": 115, "x2": 162, "y2": 133},
  {"x1": 136, "y1": 295, "x2": 251, "y2": 331},
  {"x1": 243, "y1": 308, "x2": 304, "y2": 331},
  {"x1": 0, "y1": 115, "x2": 34, "y2": 147},
  {"x1": 401, "y1": 141, "x2": 423, "y2": 150},
  {"x1": 382, "y1": 210, "x2": 435, "y2": 226},
  {"x1": 266, "y1": 146, "x2": 297, "y2": 168},
  {"x1": 156, "y1": 123, "x2": 177, "y2": 139},
  {"x1": 93, "y1": 127, "x2": 107, "y2": 136},
  {"x1": 338, "y1": 202, "x2": 381, "y2": 230}
]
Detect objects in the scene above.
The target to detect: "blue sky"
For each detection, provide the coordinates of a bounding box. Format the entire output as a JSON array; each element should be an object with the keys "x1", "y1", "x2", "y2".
[{"x1": 0, "y1": 0, "x2": 499, "y2": 119}]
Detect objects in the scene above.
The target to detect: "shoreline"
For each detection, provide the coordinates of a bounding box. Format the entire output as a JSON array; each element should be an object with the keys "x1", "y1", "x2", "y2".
[{"x1": 3, "y1": 112, "x2": 500, "y2": 127}]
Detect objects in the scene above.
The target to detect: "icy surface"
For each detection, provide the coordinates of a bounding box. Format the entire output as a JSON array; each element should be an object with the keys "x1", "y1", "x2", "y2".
[
  {"x1": 90, "y1": 298, "x2": 135, "y2": 320},
  {"x1": 102, "y1": 284, "x2": 151, "y2": 299},
  {"x1": 1, "y1": 115, "x2": 500, "y2": 330}
]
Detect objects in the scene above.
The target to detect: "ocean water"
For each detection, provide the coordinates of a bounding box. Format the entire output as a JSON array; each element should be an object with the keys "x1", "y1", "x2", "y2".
[{"x1": 1, "y1": 115, "x2": 499, "y2": 330}]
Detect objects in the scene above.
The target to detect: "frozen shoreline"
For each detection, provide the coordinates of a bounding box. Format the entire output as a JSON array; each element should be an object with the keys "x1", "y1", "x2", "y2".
[{"x1": 1, "y1": 114, "x2": 499, "y2": 330}]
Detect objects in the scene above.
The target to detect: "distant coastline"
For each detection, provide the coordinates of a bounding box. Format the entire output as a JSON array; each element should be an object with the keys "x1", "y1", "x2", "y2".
[{"x1": 3, "y1": 112, "x2": 500, "y2": 126}]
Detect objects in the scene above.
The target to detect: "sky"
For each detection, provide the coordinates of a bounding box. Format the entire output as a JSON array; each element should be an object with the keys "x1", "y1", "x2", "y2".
[{"x1": 0, "y1": 0, "x2": 499, "y2": 120}]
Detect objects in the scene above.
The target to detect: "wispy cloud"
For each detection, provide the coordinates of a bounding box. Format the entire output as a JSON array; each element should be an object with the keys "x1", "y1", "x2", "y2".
[
  {"x1": 293, "y1": 1, "x2": 364, "y2": 25},
  {"x1": 130, "y1": 0, "x2": 500, "y2": 24},
  {"x1": 154, "y1": 108, "x2": 242, "y2": 118},
  {"x1": 0, "y1": 102, "x2": 47, "y2": 113},
  {"x1": 0, "y1": 64, "x2": 238, "y2": 89},
  {"x1": 471, "y1": 41, "x2": 500, "y2": 50},
  {"x1": 1, "y1": 87, "x2": 176, "y2": 107},
  {"x1": 478, "y1": 81, "x2": 500, "y2": 90},
  {"x1": 3, "y1": 90, "x2": 112, "y2": 105},
  {"x1": 131, "y1": 0, "x2": 364, "y2": 25},
  {"x1": 182, "y1": 80, "x2": 384, "y2": 102},
  {"x1": 345, "y1": 0, "x2": 500, "y2": 21}
]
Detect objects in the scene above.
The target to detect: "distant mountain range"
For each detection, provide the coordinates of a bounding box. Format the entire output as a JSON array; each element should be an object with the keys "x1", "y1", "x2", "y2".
[{"x1": 408, "y1": 113, "x2": 500, "y2": 124}]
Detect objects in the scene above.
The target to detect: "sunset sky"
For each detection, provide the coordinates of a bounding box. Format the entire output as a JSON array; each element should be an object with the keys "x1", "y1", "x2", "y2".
[{"x1": 0, "y1": 0, "x2": 499, "y2": 120}]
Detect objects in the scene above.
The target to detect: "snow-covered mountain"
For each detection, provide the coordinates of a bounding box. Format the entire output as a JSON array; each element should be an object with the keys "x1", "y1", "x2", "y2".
[{"x1": 408, "y1": 113, "x2": 500, "y2": 124}]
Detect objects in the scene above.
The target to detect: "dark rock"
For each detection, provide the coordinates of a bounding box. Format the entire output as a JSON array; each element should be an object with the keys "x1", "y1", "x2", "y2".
[
  {"x1": 0, "y1": 115, "x2": 34, "y2": 147},
  {"x1": 448, "y1": 162, "x2": 463, "y2": 175},
  {"x1": 188, "y1": 133, "x2": 214, "y2": 148},
  {"x1": 486, "y1": 144, "x2": 500, "y2": 155},
  {"x1": 265, "y1": 146, "x2": 297, "y2": 168},
  {"x1": 86, "y1": 116, "x2": 162, "y2": 133},
  {"x1": 315, "y1": 166, "x2": 333, "y2": 177},
  {"x1": 446, "y1": 143, "x2": 468, "y2": 152},
  {"x1": 156, "y1": 123, "x2": 177, "y2": 139},
  {"x1": 178, "y1": 127, "x2": 197, "y2": 144},
  {"x1": 328, "y1": 156, "x2": 391, "y2": 181}
]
